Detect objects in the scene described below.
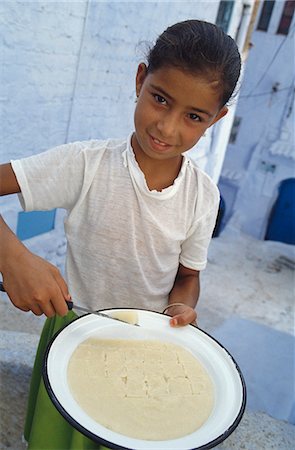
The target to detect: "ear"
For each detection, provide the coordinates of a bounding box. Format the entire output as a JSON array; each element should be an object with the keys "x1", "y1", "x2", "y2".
[
  {"x1": 135, "y1": 63, "x2": 148, "y2": 97},
  {"x1": 209, "y1": 106, "x2": 228, "y2": 127}
]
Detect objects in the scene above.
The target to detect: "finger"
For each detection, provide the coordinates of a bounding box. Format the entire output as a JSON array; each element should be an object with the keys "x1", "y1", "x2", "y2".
[
  {"x1": 38, "y1": 300, "x2": 56, "y2": 318},
  {"x1": 52, "y1": 271, "x2": 71, "y2": 316},
  {"x1": 192, "y1": 311, "x2": 198, "y2": 327},
  {"x1": 26, "y1": 285, "x2": 56, "y2": 316},
  {"x1": 30, "y1": 304, "x2": 44, "y2": 316},
  {"x1": 16, "y1": 305, "x2": 30, "y2": 312},
  {"x1": 10, "y1": 296, "x2": 32, "y2": 313},
  {"x1": 170, "y1": 309, "x2": 197, "y2": 327},
  {"x1": 54, "y1": 272, "x2": 70, "y2": 301},
  {"x1": 50, "y1": 285, "x2": 69, "y2": 317}
]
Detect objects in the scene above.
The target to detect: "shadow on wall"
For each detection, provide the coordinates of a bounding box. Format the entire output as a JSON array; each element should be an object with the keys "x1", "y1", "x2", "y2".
[{"x1": 212, "y1": 196, "x2": 226, "y2": 238}]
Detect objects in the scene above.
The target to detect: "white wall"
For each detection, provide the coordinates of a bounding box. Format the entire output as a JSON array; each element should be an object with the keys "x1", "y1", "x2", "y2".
[
  {"x1": 1, "y1": 1, "x2": 88, "y2": 160},
  {"x1": 66, "y1": 0, "x2": 220, "y2": 143},
  {"x1": 1, "y1": 0, "x2": 219, "y2": 163}
]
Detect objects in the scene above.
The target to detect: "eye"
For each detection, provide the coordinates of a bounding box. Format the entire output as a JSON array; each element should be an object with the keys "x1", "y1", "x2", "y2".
[
  {"x1": 153, "y1": 94, "x2": 167, "y2": 105},
  {"x1": 188, "y1": 113, "x2": 202, "y2": 122}
]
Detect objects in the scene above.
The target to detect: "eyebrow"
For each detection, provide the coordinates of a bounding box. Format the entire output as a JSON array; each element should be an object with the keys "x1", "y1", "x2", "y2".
[{"x1": 150, "y1": 83, "x2": 214, "y2": 118}]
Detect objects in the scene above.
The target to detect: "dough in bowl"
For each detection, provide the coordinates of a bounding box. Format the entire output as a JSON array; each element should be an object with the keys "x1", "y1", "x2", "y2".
[{"x1": 67, "y1": 338, "x2": 214, "y2": 440}]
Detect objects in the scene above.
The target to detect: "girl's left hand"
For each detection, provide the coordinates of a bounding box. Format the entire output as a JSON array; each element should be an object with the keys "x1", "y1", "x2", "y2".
[{"x1": 164, "y1": 303, "x2": 197, "y2": 327}]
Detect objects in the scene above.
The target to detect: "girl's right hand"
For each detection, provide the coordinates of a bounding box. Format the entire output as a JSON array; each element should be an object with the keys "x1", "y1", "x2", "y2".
[
  {"x1": 0, "y1": 166, "x2": 69, "y2": 317},
  {"x1": 2, "y1": 247, "x2": 69, "y2": 318}
]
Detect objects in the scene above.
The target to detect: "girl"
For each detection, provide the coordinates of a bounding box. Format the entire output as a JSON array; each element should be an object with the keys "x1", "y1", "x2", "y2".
[{"x1": 0, "y1": 19, "x2": 241, "y2": 450}]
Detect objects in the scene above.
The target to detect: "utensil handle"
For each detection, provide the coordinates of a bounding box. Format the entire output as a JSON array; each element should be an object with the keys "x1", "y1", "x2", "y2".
[{"x1": 66, "y1": 300, "x2": 74, "y2": 310}]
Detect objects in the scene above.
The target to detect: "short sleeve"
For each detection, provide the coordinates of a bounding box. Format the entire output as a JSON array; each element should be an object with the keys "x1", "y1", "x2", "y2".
[
  {"x1": 11, "y1": 140, "x2": 107, "y2": 212},
  {"x1": 180, "y1": 172, "x2": 220, "y2": 271}
]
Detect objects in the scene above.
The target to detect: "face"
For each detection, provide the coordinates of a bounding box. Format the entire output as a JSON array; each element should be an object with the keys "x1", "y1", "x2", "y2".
[{"x1": 132, "y1": 64, "x2": 228, "y2": 164}]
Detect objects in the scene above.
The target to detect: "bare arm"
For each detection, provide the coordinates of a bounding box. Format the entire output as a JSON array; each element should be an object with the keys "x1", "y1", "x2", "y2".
[
  {"x1": 167, "y1": 264, "x2": 199, "y2": 327},
  {"x1": 0, "y1": 163, "x2": 69, "y2": 317},
  {"x1": 0, "y1": 163, "x2": 21, "y2": 195}
]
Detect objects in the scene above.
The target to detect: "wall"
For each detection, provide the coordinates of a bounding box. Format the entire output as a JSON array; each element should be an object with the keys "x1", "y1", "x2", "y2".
[
  {"x1": 1, "y1": 0, "x2": 219, "y2": 162},
  {"x1": 1, "y1": 1, "x2": 88, "y2": 159},
  {"x1": 219, "y1": 0, "x2": 295, "y2": 239},
  {"x1": 66, "y1": 0, "x2": 220, "y2": 143}
]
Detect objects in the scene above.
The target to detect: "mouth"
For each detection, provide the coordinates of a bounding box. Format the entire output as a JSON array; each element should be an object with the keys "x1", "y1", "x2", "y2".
[{"x1": 149, "y1": 134, "x2": 173, "y2": 152}]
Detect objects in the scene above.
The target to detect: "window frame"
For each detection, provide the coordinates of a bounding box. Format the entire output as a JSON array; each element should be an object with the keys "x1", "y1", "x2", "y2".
[
  {"x1": 257, "y1": 0, "x2": 276, "y2": 32},
  {"x1": 216, "y1": 0, "x2": 235, "y2": 32},
  {"x1": 277, "y1": 0, "x2": 295, "y2": 35}
]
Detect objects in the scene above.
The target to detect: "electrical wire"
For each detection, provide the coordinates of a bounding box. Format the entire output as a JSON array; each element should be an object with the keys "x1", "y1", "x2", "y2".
[
  {"x1": 239, "y1": 85, "x2": 294, "y2": 99},
  {"x1": 244, "y1": 24, "x2": 294, "y2": 99}
]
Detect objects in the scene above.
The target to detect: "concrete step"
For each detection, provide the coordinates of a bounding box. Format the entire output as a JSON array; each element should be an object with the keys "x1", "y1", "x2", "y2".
[
  {"x1": 216, "y1": 410, "x2": 295, "y2": 450},
  {"x1": 0, "y1": 330, "x2": 39, "y2": 450},
  {"x1": 0, "y1": 329, "x2": 40, "y2": 366},
  {"x1": 0, "y1": 292, "x2": 45, "y2": 336}
]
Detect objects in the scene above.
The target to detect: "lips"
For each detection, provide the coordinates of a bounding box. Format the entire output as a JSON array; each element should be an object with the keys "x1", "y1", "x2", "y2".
[
  {"x1": 149, "y1": 134, "x2": 173, "y2": 152},
  {"x1": 153, "y1": 137, "x2": 168, "y2": 146}
]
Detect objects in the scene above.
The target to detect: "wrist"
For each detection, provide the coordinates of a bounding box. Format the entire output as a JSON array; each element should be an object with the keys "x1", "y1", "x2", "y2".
[{"x1": 0, "y1": 218, "x2": 28, "y2": 271}]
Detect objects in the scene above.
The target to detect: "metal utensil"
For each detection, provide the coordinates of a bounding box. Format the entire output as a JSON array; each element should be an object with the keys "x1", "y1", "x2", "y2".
[
  {"x1": 0, "y1": 282, "x2": 139, "y2": 326},
  {"x1": 66, "y1": 301, "x2": 140, "y2": 326}
]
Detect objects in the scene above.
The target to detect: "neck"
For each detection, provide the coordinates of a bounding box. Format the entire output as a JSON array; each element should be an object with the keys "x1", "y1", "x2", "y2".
[{"x1": 131, "y1": 135, "x2": 183, "y2": 191}]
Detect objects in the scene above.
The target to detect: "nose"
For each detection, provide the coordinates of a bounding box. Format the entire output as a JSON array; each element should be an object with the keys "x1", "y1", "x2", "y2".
[{"x1": 156, "y1": 110, "x2": 178, "y2": 139}]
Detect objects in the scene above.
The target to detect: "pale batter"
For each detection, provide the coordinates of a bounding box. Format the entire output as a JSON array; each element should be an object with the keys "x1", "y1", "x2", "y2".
[{"x1": 67, "y1": 339, "x2": 214, "y2": 440}]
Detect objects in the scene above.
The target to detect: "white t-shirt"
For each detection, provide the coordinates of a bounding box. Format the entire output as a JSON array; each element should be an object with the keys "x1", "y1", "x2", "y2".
[{"x1": 11, "y1": 135, "x2": 219, "y2": 312}]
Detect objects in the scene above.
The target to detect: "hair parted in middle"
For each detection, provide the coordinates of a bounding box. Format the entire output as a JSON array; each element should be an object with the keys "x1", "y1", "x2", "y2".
[{"x1": 146, "y1": 20, "x2": 241, "y2": 107}]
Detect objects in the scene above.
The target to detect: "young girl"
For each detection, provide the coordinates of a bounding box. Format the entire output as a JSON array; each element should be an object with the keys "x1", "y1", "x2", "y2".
[{"x1": 0, "y1": 19, "x2": 241, "y2": 450}]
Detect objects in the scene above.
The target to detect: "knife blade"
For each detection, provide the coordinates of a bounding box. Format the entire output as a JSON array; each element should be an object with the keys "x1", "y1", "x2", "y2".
[
  {"x1": 66, "y1": 301, "x2": 140, "y2": 326},
  {"x1": 0, "y1": 282, "x2": 139, "y2": 326}
]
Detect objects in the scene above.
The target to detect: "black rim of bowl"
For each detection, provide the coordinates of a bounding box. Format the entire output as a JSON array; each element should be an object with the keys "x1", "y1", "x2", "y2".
[{"x1": 42, "y1": 308, "x2": 247, "y2": 450}]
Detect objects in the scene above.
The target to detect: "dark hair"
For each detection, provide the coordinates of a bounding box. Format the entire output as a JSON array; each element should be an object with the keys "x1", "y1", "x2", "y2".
[{"x1": 147, "y1": 20, "x2": 241, "y2": 107}]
